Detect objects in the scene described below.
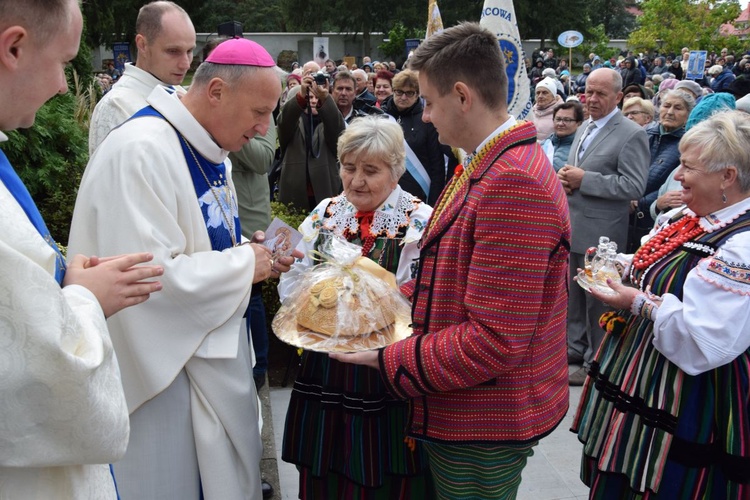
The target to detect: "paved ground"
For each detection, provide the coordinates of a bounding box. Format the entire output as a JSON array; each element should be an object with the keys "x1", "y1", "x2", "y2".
[{"x1": 267, "y1": 366, "x2": 589, "y2": 500}]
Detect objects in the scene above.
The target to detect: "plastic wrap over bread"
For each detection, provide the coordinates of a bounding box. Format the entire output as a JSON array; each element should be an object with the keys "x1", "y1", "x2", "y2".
[{"x1": 272, "y1": 235, "x2": 411, "y2": 352}]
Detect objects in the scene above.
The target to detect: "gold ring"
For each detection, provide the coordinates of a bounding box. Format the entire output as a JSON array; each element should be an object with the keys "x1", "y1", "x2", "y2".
[{"x1": 270, "y1": 259, "x2": 274, "y2": 268}]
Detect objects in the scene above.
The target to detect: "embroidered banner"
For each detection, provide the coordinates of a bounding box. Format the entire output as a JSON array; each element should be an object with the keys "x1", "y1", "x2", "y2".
[{"x1": 479, "y1": 0, "x2": 531, "y2": 119}]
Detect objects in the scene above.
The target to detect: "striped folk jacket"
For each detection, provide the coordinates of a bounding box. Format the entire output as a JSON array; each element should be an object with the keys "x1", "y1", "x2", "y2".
[{"x1": 379, "y1": 121, "x2": 571, "y2": 443}]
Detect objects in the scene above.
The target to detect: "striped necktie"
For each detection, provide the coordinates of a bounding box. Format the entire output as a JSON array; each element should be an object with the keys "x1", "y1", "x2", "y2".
[{"x1": 574, "y1": 120, "x2": 597, "y2": 166}]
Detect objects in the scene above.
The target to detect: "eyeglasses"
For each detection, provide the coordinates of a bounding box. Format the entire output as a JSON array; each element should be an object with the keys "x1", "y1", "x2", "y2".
[
  {"x1": 624, "y1": 110, "x2": 647, "y2": 117},
  {"x1": 553, "y1": 118, "x2": 578, "y2": 124},
  {"x1": 393, "y1": 90, "x2": 417, "y2": 98}
]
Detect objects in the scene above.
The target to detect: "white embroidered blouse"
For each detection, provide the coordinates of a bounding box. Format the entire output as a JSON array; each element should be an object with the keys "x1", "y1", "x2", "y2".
[
  {"x1": 627, "y1": 197, "x2": 750, "y2": 375},
  {"x1": 278, "y1": 185, "x2": 432, "y2": 302}
]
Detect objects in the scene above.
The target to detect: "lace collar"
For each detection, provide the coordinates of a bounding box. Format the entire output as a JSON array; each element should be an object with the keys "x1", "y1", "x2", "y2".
[
  {"x1": 670, "y1": 197, "x2": 750, "y2": 233},
  {"x1": 321, "y1": 185, "x2": 420, "y2": 239}
]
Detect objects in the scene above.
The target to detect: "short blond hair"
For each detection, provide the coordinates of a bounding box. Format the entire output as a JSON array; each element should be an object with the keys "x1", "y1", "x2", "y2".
[
  {"x1": 622, "y1": 97, "x2": 655, "y2": 121},
  {"x1": 680, "y1": 110, "x2": 750, "y2": 192}
]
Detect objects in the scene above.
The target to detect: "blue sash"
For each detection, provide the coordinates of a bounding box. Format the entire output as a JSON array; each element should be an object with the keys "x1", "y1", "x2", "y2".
[
  {"x1": 381, "y1": 115, "x2": 431, "y2": 199},
  {"x1": 128, "y1": 106, "x2": 241, "y2": 251},
  {"x1": 403, "y1": 140, "x2": 431, "y2": 199},
  {"x1": 0, "y1": 148, "x2": 66, "y2": 283}
]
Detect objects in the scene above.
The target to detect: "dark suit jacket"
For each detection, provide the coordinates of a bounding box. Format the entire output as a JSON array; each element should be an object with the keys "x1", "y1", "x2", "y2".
[{"x1": 566, "y1": 110, "x2": 649, "y2": 254}]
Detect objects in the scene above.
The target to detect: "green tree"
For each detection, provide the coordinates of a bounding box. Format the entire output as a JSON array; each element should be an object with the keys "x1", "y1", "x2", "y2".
[
  {"x1": 515, "y1": 0, "x2": 593, "y2": 47},
  {"x1": 588, "y1": 0, "x2": 636, "y2": 39},
  {"x1": 434, "y1": 0, "x2": 483, "y2": 26},
  {"x1": 5, "y1": 88, "x2": 89, "y2": 246},
  {"x1": 576, "y1": 24, "x2": 621, "y2": 64},
  {"x1": 194, "y1": 0, "x2": 286, "y2": 33},
  {"x1": 280, "y1": 0, "x2": 335, "y2": 34},
  {"x1": 323, "y1": 0, "x2": 422, "y2": 59},
  {"x1": 628, "y1": 0, "x2": 742, "y2": 53},
  {"x1": 379, "y1": 23, "x2": 424, "y2": 63},
  {"x1": 83, "y1": 0, "x2": 206, "y2": 50}
]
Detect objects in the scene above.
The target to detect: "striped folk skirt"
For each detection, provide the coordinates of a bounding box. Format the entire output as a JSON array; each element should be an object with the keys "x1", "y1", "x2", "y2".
[
  {"x1": 572, "y1": 311, "x2": 750, "y2": 499},
  {"x1": 282, "y1": 351, "x2": 432, "y2": 500}
]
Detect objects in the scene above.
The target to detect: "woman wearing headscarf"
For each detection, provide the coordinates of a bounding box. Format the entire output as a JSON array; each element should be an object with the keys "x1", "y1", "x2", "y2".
[
  {"x1": 669, "y1": 59, "x2": 684, "y2": 80},
  {"x1": 529, "y1": 57, "x2": 545, "y2": 86},
  {"x1": 652, "y1": 77, "x2": 679, "y2": 108},
  {"x1": 531, "y1": 77, "x2": 564, "y2": 142},
  {"x1": 650, "y1": 56, "x2": 668, "y2": 76},
  {"x1": 573, "y1": 63, "x2": 591, "y2": 93},
  {"x1": 279, "y1": 115, "x2": 434, "y2": 499},
  {"x1": 620, "y1": 57, "x2": 640, "y2": 89},
  {"x1": 279, "y1": 73, "x2": 302, "y2": 107},
  {"x1": 573, "y1": 110, "x2": 750, "y2": 498}
]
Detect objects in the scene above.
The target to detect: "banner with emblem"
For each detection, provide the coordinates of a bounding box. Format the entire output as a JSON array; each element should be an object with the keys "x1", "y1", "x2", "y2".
[
  {"x1": 479, "y1": 0, "x2": 531, "y2": 119},
  {"x1": 426, "y1": 0, "x2": 444, "y2": 39}
]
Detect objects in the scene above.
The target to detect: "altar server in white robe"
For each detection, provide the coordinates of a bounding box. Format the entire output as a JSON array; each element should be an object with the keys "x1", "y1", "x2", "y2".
[
  {"x1": 68, "y1": 38, "x2": 298, "y2": 500},
  {"x1": 0, "y1": 0, "x2": 164, "y2": 498},
  {"x1": 88, "y1": 1, "x2": 196, "y2": 155}
]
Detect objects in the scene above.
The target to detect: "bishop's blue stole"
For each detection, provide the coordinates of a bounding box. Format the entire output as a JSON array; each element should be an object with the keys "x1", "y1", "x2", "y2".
[
  {"x1": 128, "y1": 106, "x2": 241, "y2": 251},
  {"x1": 0, "y1": 148, "x2": 66, "y2": 284}
]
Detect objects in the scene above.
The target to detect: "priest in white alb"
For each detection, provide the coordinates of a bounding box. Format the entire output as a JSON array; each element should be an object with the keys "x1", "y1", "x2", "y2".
[{"x1": 68, "y1": 39, "x2": 298, "y2": 500}]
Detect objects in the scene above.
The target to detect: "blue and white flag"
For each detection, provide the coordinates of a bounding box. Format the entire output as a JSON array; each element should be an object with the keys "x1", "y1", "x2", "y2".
[{"x1": 479, "y1": 0, "x2": 531, "y2": 119}]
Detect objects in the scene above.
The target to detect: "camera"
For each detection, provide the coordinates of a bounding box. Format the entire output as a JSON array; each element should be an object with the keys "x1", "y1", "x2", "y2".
[{"x1": 313, "y1": 71, "x2": 329, "y2": 85}]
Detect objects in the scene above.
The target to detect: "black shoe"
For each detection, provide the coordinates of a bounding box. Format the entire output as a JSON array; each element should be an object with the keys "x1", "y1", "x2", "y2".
[
  {"x1": 262, "y1": 480, "x2": 274, "y2": 499},
  {"x1": 254, "y1": 374, "x2": 266, "y2": 391}
]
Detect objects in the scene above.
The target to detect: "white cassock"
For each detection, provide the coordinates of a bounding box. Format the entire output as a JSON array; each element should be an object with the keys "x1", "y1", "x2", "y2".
[
  {"x1": 68, "y1": 87, "x2": 262, "y2": 500},
  {"x1": 88, "y1": 63, "x2": 184, "y2": 155},
  {"x1": 0, "y1": 134, "x2": 128, "y2": 500}
]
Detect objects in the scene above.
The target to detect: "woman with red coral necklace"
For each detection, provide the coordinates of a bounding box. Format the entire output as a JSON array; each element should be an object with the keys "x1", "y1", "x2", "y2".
[{"x1": 572, "y1": 110, "x2": 750, "y2": 499}]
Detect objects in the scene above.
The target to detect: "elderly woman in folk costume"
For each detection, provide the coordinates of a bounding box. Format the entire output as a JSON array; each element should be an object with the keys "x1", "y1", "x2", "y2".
[
  {"x1": 573, "y1": 110, "x2": 750, "y2": 498},
  {"x1": 278, "y1": 115, "x2": 433, "y2": 499}
]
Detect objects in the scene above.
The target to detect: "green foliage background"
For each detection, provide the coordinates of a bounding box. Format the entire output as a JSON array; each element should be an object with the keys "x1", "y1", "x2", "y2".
[
  {"x1": 3, "y1": 92, "x2": 88, "y2": 247},
  {"x1": 627, "y1": 0, "x2": 743, "y2": 54},
  {"x1": 3, "y1": 18, "x2": 96, "y2": 247}
]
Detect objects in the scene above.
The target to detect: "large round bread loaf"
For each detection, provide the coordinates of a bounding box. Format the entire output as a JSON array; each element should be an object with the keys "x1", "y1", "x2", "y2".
[{"x1": 296, "y1": 276, "x2": 395, "y2": 336}]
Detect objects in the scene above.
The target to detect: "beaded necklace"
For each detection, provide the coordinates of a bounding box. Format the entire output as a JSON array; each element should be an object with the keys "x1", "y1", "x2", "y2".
[
  {"x1": 427, "y1": 128, "x2": 511, "y2": 232},
  {"x1": 632, "y1": 215, "x2": 704, "y2": 271}
]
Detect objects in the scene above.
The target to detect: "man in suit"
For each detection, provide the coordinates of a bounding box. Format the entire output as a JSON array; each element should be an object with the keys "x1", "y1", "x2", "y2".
[{"x1": 558, "y1": 68, "x2": 649, "y2": 386}]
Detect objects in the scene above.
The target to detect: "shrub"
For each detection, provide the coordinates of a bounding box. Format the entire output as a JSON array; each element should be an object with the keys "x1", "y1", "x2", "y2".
[{"x1": 3, "y1": 80, "x2": 90, "y2": 246}]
